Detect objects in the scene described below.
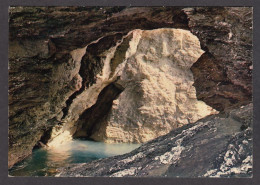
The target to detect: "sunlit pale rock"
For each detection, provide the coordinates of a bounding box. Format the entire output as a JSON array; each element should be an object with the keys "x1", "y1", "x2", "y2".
[{"x1": 90, "y1": 28, "x2": 218, "y2": 143}]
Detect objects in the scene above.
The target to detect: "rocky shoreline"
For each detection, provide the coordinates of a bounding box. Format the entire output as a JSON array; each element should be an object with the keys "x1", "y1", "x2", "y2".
[{"x1": 56, "y1": 104, "x2": 252, "y2": 177}]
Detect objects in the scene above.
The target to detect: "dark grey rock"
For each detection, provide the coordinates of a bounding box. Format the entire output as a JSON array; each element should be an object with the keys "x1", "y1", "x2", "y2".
[{"x1": 56, "y1": 104, "x2": 252, "y2": 177}]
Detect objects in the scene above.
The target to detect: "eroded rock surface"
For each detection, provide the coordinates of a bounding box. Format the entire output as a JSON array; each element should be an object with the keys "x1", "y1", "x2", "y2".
[
  {"x1": 81, "y1": 28, "x2": 217, "y2": 143},
  {"x1": 57, "y1": 104, "x2": 252, "y2": 177},
  {"x1": 186, "y1": 7, "x2": 253, "y2": 111},
  {"x1": 8, "y1": 7, "x2": 252, "y2": 168}
]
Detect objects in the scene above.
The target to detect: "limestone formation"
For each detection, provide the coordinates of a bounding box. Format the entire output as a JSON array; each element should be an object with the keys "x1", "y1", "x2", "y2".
[{"x1": 74, "y1": 28, "x2": 218, "y2": 143}]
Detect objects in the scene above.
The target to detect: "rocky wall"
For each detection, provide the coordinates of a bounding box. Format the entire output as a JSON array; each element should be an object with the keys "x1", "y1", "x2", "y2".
[{"x1": 8, "y1": 7, "x2": 252, "y2": 168}]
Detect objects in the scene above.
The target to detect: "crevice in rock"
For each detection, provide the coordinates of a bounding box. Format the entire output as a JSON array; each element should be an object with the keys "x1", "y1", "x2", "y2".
[
  {"x1": 80, "y1": 33, "x2": 124, "y2": 88},
  {"x1": 60, "y1": 33, "x2": 125, "y2": 120},
  {"x1": 73, "y1": 81, "x2": 124, "y2": 139},
  {"x1": 109, "y1": 33, "x2": 133, "y2": 78},
  {"x1": 33, "y1": 127, "x2": 53, "y2": 149}
]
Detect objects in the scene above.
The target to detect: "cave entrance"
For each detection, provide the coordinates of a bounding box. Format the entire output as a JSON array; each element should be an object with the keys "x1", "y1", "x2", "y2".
[
  {"x1": 33, "y1": 127, "x2": 52, "y2": 150},
  {"x1": 45, "y1": 28, "x2": 218, "y2": 148},
  {"x1": 73, "y1": 81, "x2": 124, "y2": 140},
  {"x1": 10, "y1": 27, "x2": 220, "y2": 177},
  {"x1": 68, "y1": 28, "x2": 218, "y2": 144}
]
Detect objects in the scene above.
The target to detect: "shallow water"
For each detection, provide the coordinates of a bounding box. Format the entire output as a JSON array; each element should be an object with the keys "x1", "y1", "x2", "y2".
[{"x1": 9, "y1": 139, "x2": 141, "y2": 176}]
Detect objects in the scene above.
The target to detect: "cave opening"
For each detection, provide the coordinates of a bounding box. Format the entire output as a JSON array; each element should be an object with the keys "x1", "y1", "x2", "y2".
[
  {"x1": 10, "y1": 28, "x2": 221, "y2": 177},
  {"x1": 8, "y1": 7, "x2": 253, "y2": 177},
  {"x1": 32, "y1": 28, "x2": 219, "y2": 151},
  {"x1": 65, "y1": 28, "x2": 219, "y2": 144},
  {"x1": 10, "y1": 27, "x2": 220, "y2": 177},
  {"x1": 73, "y1": 81, "x2": 124, "y2": 140},
  {"x1": 33, "y1": 127, "x2": 53, "y2": 150}
]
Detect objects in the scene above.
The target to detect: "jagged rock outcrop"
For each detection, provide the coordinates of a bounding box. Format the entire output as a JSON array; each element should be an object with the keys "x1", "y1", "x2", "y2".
[
  {"x1": 56, "y1": 104, "x2": 252, "y2": 177},
  {"x1": 8, "y1": 7, "x2": 252, "y2": 169},
  {"x1": 74, "y1": 28, "x2": 217, "y2": 143},
  {"x1": 8, "y1": 38, "x2": 83, "y2": 168},
  {"x1": 186, "y1": 7, "x2": 253, "y2": 111}
]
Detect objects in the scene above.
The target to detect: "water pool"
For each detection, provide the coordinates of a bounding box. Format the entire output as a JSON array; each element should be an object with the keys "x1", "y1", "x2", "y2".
[{"x1": 9, "y1": 139, "x2": 141, "y2": 176}]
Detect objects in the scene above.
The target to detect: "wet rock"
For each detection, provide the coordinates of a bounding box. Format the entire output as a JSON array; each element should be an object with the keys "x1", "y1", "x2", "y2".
[{"x1": 56, "y1": 104, "x2": 252, "y2": 177}]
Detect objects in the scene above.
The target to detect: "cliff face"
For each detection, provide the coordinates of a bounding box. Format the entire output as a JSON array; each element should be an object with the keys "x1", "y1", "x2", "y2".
[
  {"x1": 72, "y1": 28, "x2": 217, "y2": 143},
  {"x1": 186, "y1": 7, "x2": 253, "y2": 111},
  {"x1": 8, "y1": 7, "x2": 252, "y2": 169}
]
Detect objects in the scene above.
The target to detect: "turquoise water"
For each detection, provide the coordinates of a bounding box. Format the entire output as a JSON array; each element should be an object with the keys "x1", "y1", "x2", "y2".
[{"x1": 9, "y1": 139, "x2": 141, "y2": 176}]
